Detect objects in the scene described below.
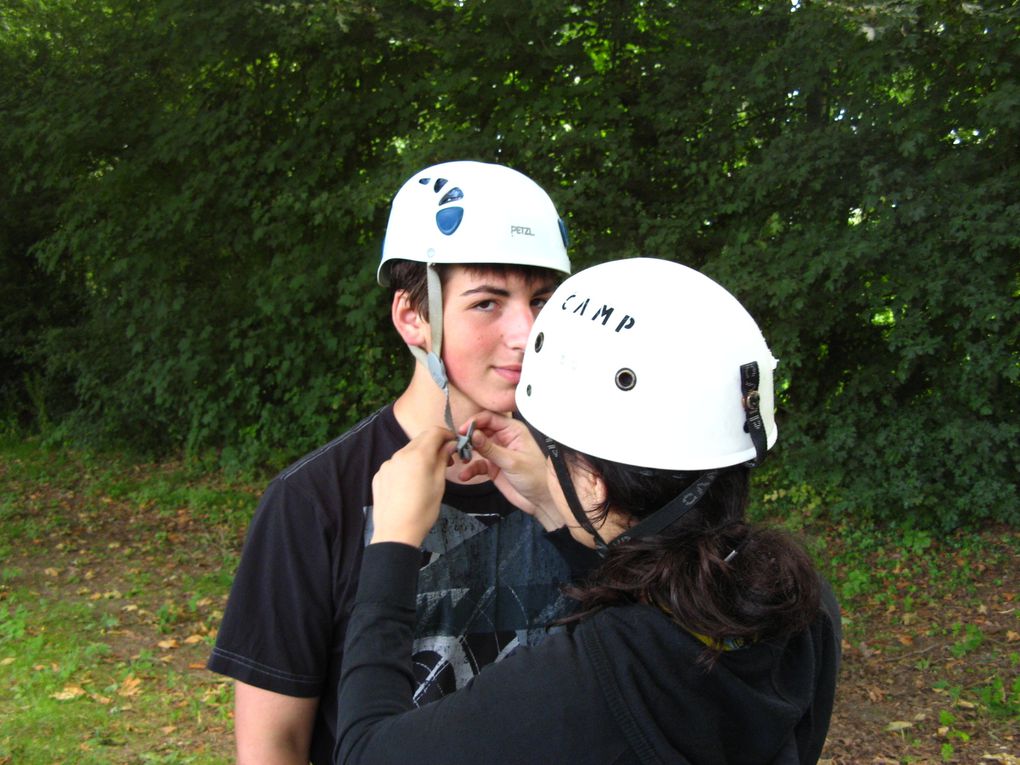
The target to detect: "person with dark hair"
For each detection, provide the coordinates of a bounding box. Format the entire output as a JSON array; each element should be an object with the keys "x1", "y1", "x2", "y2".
[
  {"x1": 335, "y1": 257, "x2": 842, "y2": 764},
  {"x1": 208, "y1": 161, "x2": 584, "y2": 764}
]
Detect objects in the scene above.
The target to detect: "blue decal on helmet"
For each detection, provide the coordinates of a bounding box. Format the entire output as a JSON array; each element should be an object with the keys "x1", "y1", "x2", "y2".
[
  {"x1": 439, "y1": 187, "x2": 464, "y2": 205},
  {"x1": 436, "y1": 207, "x2": 464, "y2": 235}
]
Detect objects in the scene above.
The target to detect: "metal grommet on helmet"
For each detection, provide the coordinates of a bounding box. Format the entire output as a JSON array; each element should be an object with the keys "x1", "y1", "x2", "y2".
[{"x1": 615, "y1": 368, "x2": 636, "y2": 391}]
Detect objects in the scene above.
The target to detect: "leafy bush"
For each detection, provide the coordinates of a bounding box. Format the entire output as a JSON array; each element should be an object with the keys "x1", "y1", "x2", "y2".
[{"x1": 1, "y1": 0, "x2": 1016, "y2": 526}]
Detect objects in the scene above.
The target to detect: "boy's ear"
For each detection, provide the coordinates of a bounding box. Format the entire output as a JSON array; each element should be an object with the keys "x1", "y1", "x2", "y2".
[{"x1": 391, "y1": 290, "x2": 431, "y2": 350}]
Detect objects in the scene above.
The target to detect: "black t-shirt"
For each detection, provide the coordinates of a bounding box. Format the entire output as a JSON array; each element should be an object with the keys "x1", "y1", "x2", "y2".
[{"x1": 208, "y1": 405, "x2": 576, "y2": 764}]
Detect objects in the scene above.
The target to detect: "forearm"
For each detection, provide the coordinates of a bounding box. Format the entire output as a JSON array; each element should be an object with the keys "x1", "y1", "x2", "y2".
[
  {"x1": 336, "y1": 543, "x2": 420, "y2": 763},
  {"x1": 335, "y1": 542, "x2": 603, "y2": 764},
  {"x1": 235, "y1": 682, "x2": 317, "y2": 765}
]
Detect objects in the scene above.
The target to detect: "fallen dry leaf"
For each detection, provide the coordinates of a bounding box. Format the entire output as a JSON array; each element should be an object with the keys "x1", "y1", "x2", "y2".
[
  {"x1": 51, "y1": 685, "x2": 86, "y2": 701},
  {"x1": 117, "y1": 675, "x2": 142, "y2": 697},
  {"x1": 885, "y1": 720, "x2": 913, "y2": 732}
]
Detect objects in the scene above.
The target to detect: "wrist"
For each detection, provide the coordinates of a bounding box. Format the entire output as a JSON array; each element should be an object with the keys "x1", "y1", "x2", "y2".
[
  {"x1": 369, "y1": 525, "x2": 427, "y2": 547},
  {"x1": 532, "y1": 504, "x2": 565, "y2": 533}
]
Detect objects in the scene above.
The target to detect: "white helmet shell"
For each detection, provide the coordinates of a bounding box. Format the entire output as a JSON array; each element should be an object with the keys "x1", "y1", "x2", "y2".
[
  {"x1": 378, "y1": 160, "x2": 571, "y2": 285},
  {"x1": 516, "y1": 257, "x2": 778, "y2": 471}
]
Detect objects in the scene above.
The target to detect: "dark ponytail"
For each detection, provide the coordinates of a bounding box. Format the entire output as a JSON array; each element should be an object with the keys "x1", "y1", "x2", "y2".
[{"x1": 559, "y1": 453, "x2": 820, "y2": 664}]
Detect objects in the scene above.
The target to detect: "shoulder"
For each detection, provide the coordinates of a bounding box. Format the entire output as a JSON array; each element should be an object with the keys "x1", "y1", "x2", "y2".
[
  {"x1": 278, "y1": 405, "x2": 405, "y2": 496},
  {"x1": 278, "y1": 404, "x2": 405, "y2": 483},
  {"x1": 816, "y1": 575, "x2": 843, "y2": 645},
  {"x1": 252, "y1": 404, "x2": 407, "y2": 529},
  {"x1": 577, "y1": 604, "x2": 702, "y2": 665}
]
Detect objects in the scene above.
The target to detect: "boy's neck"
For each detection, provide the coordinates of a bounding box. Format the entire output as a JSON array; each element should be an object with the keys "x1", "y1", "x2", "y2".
[
  {"x1": 392, "y1": 362, "x2": 494, "y2": 486},
  {"x1": 392, "y1": 362, "x2": 480, "y2": 439}
]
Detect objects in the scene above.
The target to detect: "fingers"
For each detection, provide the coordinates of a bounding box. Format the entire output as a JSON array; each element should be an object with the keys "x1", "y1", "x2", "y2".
[
  {"x1": 466, "y1": 428, "x2": 515, "y2": 472},
  {"x1": 457, "y1": 458, "x2": 495, "y2": 483},
  {"x1": 460, "y1": 410, "x2": 511, "y2": 434},
  {"x1": 369, "y1": 427, "x2": 455, "y2": 547},
  {"x1": 415, "y1": 425, "x2": 457, "y2": 452}
]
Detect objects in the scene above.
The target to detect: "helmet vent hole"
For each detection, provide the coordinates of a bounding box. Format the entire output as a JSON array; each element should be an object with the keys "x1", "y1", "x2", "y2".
[
  {"x1": 434, "y1": 178, "x2": 448, "y2": 192},
  {"x1": 439, "y1": 187, "x2": 464, "y2": 205},
  {"x1": 615, "y1": 368, "x2": 636, "y2": 391},
  {"x1": 526, "y1": 384, "x2": 533, "y2": 396},
  {"x1": 534, "y1": 332, "x2": 544, "y2": 353}
]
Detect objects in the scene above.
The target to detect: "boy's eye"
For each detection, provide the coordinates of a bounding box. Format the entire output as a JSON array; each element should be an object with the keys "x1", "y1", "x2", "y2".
[
  {"x1": 473, "y1": 299, "x2": 496, "y2": 311},
  {"x1": 531, "y1": 297, "x2": 549, "y2": 310}
]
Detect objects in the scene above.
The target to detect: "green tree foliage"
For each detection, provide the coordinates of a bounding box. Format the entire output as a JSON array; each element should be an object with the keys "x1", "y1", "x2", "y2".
[{"x1": 1, "y1": 0, "x2": 1016, "y2": 527}]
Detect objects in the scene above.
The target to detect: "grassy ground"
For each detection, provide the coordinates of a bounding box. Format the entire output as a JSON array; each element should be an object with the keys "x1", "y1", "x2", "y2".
[{"x1": 1, "y1": 436, "x2": 1017, "y2": 764}]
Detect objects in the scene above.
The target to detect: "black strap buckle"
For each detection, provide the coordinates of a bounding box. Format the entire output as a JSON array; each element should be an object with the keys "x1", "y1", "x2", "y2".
[{"x1": 740, "y1": 361, "x2": 767, "y2": 466}]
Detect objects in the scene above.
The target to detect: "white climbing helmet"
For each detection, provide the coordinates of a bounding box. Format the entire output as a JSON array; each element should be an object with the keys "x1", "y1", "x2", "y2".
[
  {"x1": 516, "y1": 257, "x2": 779, "y2": 471},
  {"x1": 377, "y1": 160, "x2": 571, "y2": 285}
]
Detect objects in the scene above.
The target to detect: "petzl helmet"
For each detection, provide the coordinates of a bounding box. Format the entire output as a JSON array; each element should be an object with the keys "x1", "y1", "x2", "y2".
[
  {"x1": 516, "y1": 257, "x2": 778, "y2": 472},
  {"x1": 378, "y1": 160, "x2": 571, "y2": 285},
  {"x1": 379, "y1": 161, "x2": 571, "y2": 457}
]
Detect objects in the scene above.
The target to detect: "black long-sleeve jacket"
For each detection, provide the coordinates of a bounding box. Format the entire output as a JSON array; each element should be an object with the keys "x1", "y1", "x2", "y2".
[{"x1": 337, "y1": 543, "x2": 841, "y2": 765}]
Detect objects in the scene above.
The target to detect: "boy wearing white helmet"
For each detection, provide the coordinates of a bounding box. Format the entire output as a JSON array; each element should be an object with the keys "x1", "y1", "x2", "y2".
[
  {"x1": 208, "y1": 162, "x2": 582, "y2": 765},
  {"x1": 334, "y1": 258, "x2": 841, "y2": 764}
]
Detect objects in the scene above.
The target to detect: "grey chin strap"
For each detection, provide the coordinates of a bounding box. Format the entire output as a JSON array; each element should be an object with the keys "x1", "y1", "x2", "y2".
[{"x1": 406, "y1": 264, "x2": 474, "y2": 461}]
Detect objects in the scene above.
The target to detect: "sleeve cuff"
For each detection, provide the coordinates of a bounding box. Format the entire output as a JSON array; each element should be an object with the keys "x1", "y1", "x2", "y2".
[{"x1": 357, "y1": 542, "x2": 422, "y2": 606}]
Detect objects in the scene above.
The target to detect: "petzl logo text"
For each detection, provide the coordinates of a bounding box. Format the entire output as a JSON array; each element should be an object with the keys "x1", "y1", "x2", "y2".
[{"x1": 510, "y1": 225, "x2": 534, "y2": 236}]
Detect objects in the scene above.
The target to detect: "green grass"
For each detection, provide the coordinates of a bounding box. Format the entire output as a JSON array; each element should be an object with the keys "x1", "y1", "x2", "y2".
[
  {"x1": 0, "y1": 437, "x2": 250, "y2": 764},
  {"x1": 1, "y1": 437, "x2": 1017, "y2": 764}
]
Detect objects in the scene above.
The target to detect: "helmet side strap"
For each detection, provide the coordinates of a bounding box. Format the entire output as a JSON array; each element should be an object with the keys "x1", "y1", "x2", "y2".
[
  {"x1": 740, "y1": 362, "x2": 767, "y2": 467},
  {"x1": 406, "y1": 264, "x2": 473, "y2": 459}
]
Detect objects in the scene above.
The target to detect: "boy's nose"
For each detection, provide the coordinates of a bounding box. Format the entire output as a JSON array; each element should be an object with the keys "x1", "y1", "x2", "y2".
[{"x1": 504, "y1": 301, "x2": 535, "y2": 350}]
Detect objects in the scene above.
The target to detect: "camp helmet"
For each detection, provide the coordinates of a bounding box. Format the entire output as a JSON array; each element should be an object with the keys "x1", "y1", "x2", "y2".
[
  {"x1": 516, "y1": 257, "x2": 778, "y2": 472},
  {"x1": 377, "y1": 160, "x2": 571, "y2": 285}
]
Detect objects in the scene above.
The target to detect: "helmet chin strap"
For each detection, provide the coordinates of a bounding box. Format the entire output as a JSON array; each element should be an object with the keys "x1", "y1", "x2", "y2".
[
  {"x1": 520, "y1": 418, "x2": 608, "y2": 553},
  {"x1": 521, "y1": 418, "x2": 718, "y2": 555},
  {"x1": 406, "y1": 264, "x2": 474, "y2": 461}
]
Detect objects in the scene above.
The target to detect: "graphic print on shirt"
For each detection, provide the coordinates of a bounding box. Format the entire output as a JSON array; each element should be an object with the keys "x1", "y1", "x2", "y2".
[{"x1": 363, "y1": 504, "x2": 573, "y2": 705}]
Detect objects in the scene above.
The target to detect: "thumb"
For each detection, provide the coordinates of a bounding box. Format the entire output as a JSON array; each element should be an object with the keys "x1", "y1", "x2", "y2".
[
  {"x1": 470, "y1": 428, "x2": 495, "y2": 456},
  {"x1": 470, "y1": 429, "x2": 516, "y2": 472}
]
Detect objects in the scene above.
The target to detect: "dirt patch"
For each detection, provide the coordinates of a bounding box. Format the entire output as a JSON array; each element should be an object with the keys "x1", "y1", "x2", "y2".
[
  {"x1": 818, "y1": 524, "x2": 1018, "y2": 764},
  {"x1": 2, "y1": 450, "x2": 1017, "y2": 763}
]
